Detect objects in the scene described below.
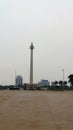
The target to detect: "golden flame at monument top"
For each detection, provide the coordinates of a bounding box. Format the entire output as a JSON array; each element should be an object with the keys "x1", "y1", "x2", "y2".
[{"x1": 30, "y1": 42, "x2": 34, "y2": 49}]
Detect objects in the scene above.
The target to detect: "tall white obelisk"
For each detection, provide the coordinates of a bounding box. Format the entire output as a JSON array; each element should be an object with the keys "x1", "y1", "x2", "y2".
[{"x1": 30, "y1": 43, "x2": 34, "y2": 84}]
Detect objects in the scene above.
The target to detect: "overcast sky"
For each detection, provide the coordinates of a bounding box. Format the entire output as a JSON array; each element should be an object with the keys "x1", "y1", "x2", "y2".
[{"x1": 0, "y1": 0, "x2": 73, "y2": 85}]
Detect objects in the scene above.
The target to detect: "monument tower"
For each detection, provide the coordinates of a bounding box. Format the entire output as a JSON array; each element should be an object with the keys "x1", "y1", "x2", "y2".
[{"x1": 30, "y1": 43, "x2": 34, "y2": 84}]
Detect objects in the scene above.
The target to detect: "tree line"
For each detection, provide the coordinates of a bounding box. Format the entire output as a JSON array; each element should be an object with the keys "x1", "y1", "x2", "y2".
[{"x1": 0, "y1": 74, "x2": 73, "y2": 90}]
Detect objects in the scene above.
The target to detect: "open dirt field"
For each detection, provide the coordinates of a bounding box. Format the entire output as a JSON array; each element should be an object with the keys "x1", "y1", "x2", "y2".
[{"x1": 0, "y1": 90, "x2": 73, "y2": 130}]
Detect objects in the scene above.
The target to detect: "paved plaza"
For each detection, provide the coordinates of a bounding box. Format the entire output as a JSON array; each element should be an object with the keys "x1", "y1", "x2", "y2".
[{"x1": 0, "y1": 91, "x2": 73, "y2": 130}]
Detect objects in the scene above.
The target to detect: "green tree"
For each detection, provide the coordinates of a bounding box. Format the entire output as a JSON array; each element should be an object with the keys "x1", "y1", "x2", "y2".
[
  {"x1": 63, "y1": 81, "x2": 67, "y2": 86},
  {"x1": 68, "y1": 74, "x2": 73, "y2": 86},
  {"x1": 59, "y1": 81, "x2": 63, "y2": 86},
  {"x1": 54, "y1": 81, "x2": 58, "y2": 86}
]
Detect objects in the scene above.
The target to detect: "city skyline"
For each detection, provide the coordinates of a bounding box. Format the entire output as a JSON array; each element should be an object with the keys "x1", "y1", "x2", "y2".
[{"x1": 0, "y1": 0, "x2": 73, "y2": 85}]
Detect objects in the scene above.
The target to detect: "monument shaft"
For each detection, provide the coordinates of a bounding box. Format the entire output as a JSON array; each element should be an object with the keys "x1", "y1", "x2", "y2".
[{"x1": 30, "y1": 43, "x2": 34, "y2": 84}]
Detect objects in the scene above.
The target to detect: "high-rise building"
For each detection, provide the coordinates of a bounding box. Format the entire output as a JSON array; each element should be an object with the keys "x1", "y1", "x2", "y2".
[{"x1": 15, "y1": 75, "x2": 23, "y2": 87}]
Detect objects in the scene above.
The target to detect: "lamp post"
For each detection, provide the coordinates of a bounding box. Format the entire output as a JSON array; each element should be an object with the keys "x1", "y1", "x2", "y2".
[{"x1": 63, "y1": 69, "x2": 64, "y2": 90}]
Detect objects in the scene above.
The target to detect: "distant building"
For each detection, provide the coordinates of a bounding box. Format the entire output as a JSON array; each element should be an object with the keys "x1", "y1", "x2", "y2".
[
  {"x1": 15, "y1": 75, "x2": 23, "y2": 87},
  {"x1": 38, "y1": 79, "x2": 50, "y2": 88}
]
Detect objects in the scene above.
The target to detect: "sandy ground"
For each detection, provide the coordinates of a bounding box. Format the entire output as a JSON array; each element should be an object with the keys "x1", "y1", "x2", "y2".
[{"x1": 0, "y1": 91, "x2": 73, "y2": 130}]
